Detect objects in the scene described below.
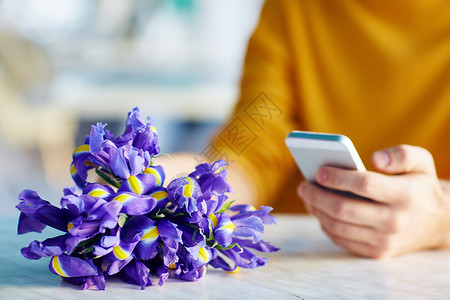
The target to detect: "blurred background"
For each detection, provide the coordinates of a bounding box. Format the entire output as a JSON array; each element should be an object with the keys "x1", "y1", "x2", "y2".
[{"x1": 0, "y1": 0, "x2": 264, "y2": 216}]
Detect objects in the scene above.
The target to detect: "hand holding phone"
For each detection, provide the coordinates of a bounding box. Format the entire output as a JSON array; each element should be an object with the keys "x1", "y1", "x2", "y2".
[{"x1": 285, "y1": 131, "x2": 365, "y2": 182}]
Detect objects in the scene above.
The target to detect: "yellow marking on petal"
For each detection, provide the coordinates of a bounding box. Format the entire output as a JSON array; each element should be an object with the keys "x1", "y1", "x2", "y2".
[
  {"x1": 220, "y1": 221, "x2": 235, "y2": 232},
  {"x1": 67, "y1": 222, "x2": 74, "y2": 232},
  {"x1": 214, "y1": 167, "x2": 225, "y2": 174},
  {"x1": 73, "y1": 144, "x2": 89, "y2": 155},
  {"x1": 113, "y1": 246, "x2": 130, "y2": 260},
  {"x1": 198, "y1": 246, "x2": 210, "y2": 264},
  {"x1": 227, "y1": 267, "x2": 241, "y2": 273},
  {"x1": 183, "y1": 177, "x2": 194, "y2": 197},
  {"x1": 144, "y1": 168, "x2": 161, "y2": 185},
  {"x1": 169, "y1": 263, "x2": 176, "y2": 269},
  {"x1": 151, "y1": 191, "x2": 167, "y2": 201},
  {"x1": 113, "y1": 194, "x2": 133, "y2": 203},
  {"x1": 88, "y1": 189, "x2": 109, "y2": 198},
  {"x1": 150, "y1": 126, "x2": 157, "y2": 133},
  {"x1": 208, "y1": 214, "x2": 218, "y2": 228},
  {"x1": 70, "y1": 164, "x2": 77, "y2": 175},
  {"x1": 51, "y1": 256, "x2": 68, "y2": 277},
  {"x1": 250, "y1": 205, "x2": 257, "y2": 211},
  {"x1": 142, "y1": 226, "x2": 159, "y2": 241},
  {"x1": 128, "y1": 175, "x2": 142, "y2": 194}
]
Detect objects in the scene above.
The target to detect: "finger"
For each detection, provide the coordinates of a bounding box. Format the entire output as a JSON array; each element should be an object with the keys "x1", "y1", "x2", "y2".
[
  {"x1": 297, "y1": 182, "x2": 313, "y2": 214},
  {"x1": 372, "y1": 145, "x2": 436, "y2": 176},
  {"x1": 328, "y1": 235, "x2": 393, "y2": 258},
  {"x1": 300, "y1": 182, "x2": 392, "y2": 229},
  {"x1": 316, "y1": 167, "x2": 407, "y2": 204},
  {"x1": 313, "y1": 209, "x2": 385, "y2": 248}
]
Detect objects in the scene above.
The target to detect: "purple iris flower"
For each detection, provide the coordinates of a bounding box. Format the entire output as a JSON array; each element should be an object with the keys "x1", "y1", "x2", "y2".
[
  {"x1": 230, "y1": 204, "x2": 278, "y2": 225},
  {"x1": 117, "y1": 107, "x2": 160, "y2": 156},
  {"x1": 189, "y1": 160, "x2": 233, "y2": 199},
  {"x1": 147, "y1": 187, "x2": 170, "y2": 210},
  {"x1": 208, "y1": 236, "x2": 279, "y2": 272},
  {"x1": 207, "y1": 205, "x2": 279, "y2": 272},
  {"x1": 21, "y1": 235, "x2": 67, "y2": 260},
  {"x1": 59, "y1": 186, "x2": 123, "y2": 255},
  {"x1": 117, "y1": 173, "x2": 157, "y2": 195},
  {"x1": 120, "y1": 259, "x2": 152, "y2": 290},
  {"x1": 17, "y1": 107, "x2": 279, "y2": 291},
  {"x1": 167, "y1": 176, "x2": 202, "y2": 213},
  {"x1": 121, "y1": 216, "x2": 182, "y2": 264},
  {"x1": 143, "y1": 165, "x2": 165, "y2": 187},
  {"x1": 209, "y1": 244, "x2": 268, "y2": 272},
  {"x1": 79, "y1": 267, "x2": 106, "y2": 291},
  {"x1": 176, "y1": 221, "x2": 206, "y2": 248},
  {"x1": 105, "y1": 238, "x2": 141, "y2": 272},
  {"x1": 172, "y1": 245, "x2": 213, "y2": 282},
  {"x1": 49, "y1": 255, "x2": 105, "y2": 290},
  {"x1": 111, "y1": 191, "x2": 157, "y2": 215},
  {"x1": 89, "y1": 122, "x2": 109, "y2": 158},
  {"x1": 71, "y1": 107, "x2": 160, "y2": 188},
  {"x1": 16, "y1": 190, "x2": 67, "y2": 233},
  {"x1": 49, "y1": 254, "x2": 98, "y2": 278},
  {"x1": 109, "y1": 145, "x2": 151, "y2": 180},
  {"x1": 213, "y1": 212, "x2": 265, "y2": 248},
  {"x1": 186, "y1": 193, "x2": 229, "y2": 238},
  {"x1": 173, "y1": 264, "x2": 208, "y2": 282}
]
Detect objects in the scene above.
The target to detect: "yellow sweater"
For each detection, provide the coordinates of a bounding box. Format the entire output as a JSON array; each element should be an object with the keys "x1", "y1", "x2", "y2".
[{"x1": 210, "y1": 0, "x2": 450, "y2": 213}]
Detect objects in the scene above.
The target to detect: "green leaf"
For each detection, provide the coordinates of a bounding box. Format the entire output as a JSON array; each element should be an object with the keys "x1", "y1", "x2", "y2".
[
  {"x1": 95, "y1": 168, "x2": 121, "y2": 188},
  {"x1": 206, "y1": 240, "x2": 218, "y2": 248},
  {"x1": 217, "y1": 200, "x2": 235, "y2": 214},
  {"x1": 213, "y1": 242, "x2": 243, "y2": 251},
  {"x1": 79, "y1": 246, "x2": 94, "y2": 255},
  {"x1": 75, "y1": 234, "x2": 101, "y2": 250}
]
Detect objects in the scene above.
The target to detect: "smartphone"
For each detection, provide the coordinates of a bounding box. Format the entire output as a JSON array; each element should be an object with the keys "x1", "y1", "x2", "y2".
[{"x1": 285, "y1": 131, "x2": 366, "y2": 182}]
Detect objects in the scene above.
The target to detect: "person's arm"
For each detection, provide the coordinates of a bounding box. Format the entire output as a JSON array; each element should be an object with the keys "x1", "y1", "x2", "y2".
[
  {"x1": 203, "y1": 0, "x2": 302, "y2": 210},
  {"x1": 299, "y1": 145, "x2": 450, "y2": 258}
]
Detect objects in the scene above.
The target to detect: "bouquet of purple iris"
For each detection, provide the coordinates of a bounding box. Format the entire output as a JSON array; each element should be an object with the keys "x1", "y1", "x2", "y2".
[{"x1": 16, "y1": 107, "x2": 279, "y2": 290}]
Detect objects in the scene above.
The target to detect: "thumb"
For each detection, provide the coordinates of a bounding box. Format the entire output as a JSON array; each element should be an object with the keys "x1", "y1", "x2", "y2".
[{"x1": 371, "y1": 145, "x2": 436, "y2": 176}]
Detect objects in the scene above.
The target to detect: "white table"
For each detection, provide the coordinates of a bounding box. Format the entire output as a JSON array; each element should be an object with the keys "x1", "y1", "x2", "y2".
[{"x1": 1, "y1": 214, "x2": 449, "y2": 300}]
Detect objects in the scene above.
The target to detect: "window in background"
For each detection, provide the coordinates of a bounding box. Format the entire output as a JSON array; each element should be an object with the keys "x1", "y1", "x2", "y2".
[{"x1": 0, "y1": 0, "x2": 264, "y2": 214}]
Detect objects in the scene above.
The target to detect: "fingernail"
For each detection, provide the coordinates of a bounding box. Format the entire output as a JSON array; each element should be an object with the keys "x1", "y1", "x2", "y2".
[
  {"x1": 374, "y1": 150, "x2": 391, "y2": 168},
  {"x1": 317, "y1": 168, "x2": 328, "y2": 183}
]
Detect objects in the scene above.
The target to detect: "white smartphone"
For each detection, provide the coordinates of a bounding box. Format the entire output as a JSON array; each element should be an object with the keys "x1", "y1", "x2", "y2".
[{"x1": 285, "y1": 131, "x2": 366, "y2": 182}]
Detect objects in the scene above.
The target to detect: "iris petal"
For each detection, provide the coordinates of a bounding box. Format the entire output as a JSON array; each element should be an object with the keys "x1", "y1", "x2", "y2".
[
  {"x1": 121, "y1": 216, "x2": 160, "y2": 260},
  {"x1": 112, "y1": 192, "x2": 157, "y2": 215},
  {"x1": 118, "y1": 173, "x2": 156, "y2": 195},
  {"x1": 232, "y1": 215, "x2": 264, "y2": 243},
  {"x1": 110, "y1": 146, "x2": 131, "y2": 179},
  {"x1": 214, "y1": 213, "x2": 235, "y2": 247},
  {"x1": 49, "y1": 254, "x2": 98, "y2": 278},
  {"x1": 120, "y1": 259, "x2": 152, "y2": 290},
  {"x1": 143, "y1": 165, "x2": 165, "y2": 186},
  {"x1": 89, "y1": 123, "x2": 106, "y2": 155},
  {"x1": 129, "y1": 148, "x2": 145, "y2": 176},
  {"x1": 167, "y1": 177, "x2": 201, "y2": 213},
  {"x1": 148, "y1": 187, "x2": 170, "y2": 209},
  {"x1": 21, "y1": 235, "x2": 66, "y2": 260},
  {"x1": 83, "y1": 183, "x2": 114, "y2": 200},
  {"x1": 17, "y1": 213, "x2": 46, "y2": 235},
  {"x1": 16, "y1": 190, "x2": 67, "y2": 233}
]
